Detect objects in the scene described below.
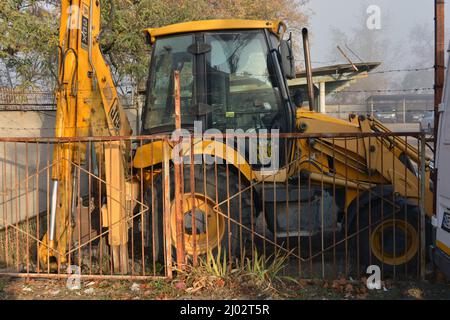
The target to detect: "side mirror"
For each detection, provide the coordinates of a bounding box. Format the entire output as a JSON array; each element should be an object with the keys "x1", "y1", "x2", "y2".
[{"x1": 280, "y1": 38, "x2": 296, "y2": 80}]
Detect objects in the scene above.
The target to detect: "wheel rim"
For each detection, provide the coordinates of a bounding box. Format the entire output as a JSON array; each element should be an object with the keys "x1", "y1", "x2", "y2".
[
  {"x1": 370, "y1": 219, "x2": 419, "y2": 266},
  {"x1": 170, "y1": 193, "x2": 225, "y2": 256}
]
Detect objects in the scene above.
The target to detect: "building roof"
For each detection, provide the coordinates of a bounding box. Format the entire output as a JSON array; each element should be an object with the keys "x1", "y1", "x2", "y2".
[
  {"x1": 144, "y1": 19, "x2": 286, "y2": 44},
  {"x1": 288, "y1": 62, "x2": 381, "y2": 95},
  {"x1": 296, "y1": 62, "x2": 380, "y2": 78}
]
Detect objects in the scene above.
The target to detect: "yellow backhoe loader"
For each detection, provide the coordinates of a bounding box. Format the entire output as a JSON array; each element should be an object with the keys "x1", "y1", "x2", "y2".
[{"x1": 38, "y1": 0, "x2": 433, "y2": 274}]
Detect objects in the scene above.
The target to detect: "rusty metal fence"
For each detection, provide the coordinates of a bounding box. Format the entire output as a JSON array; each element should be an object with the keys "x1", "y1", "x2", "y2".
[
  {"x1": 0, "y1": 88, "x2": 136, "y2": 111},
  {"x1": 0, "y1": 131, "x2": 432, "y2": 281}
]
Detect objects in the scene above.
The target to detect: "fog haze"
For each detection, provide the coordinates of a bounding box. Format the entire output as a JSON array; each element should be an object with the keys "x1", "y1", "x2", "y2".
[{"x1": 306, "y1": 0, "x2": 449, "y2": 68}]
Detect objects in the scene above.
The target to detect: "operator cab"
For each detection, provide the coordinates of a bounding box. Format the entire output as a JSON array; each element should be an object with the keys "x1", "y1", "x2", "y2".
[{"x1": 141, "y1": 20, "x2": 296, "y2": 137}]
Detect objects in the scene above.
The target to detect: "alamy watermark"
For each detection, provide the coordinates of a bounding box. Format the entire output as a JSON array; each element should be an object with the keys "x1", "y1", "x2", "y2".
[
  {"x1": 171, "y1": 121, "x2": 280, "y2": 173},
  {"x1": 66, "y1": 265, "x2": 81, "y2": 290},
  {"x1": 367, "y1": 5, "x2": 381, "y2": 30},
  {"x1": 366, "y1": 265, "x2": 382, "y2": 290}
]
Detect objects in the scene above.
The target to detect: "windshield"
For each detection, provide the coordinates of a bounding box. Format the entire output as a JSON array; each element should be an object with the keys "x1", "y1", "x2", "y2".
[
  {"x1": 206, "y1": 31, "x2": 282, "y2": 131},
  {"x1": 143, "y1": 30, "x2": 283, "y2": 133},
  {"x1": 143, "y1": 34, "x2": 195, "y2": 131}
]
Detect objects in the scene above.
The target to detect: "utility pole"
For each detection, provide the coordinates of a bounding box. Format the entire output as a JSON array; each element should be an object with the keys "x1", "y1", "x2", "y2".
[
  {"x1": 434, "y1": 0, "x2": 445, "y2": 214},
  {"x1": 435, "y1": 0, "x2": 445, "y2": 144}
]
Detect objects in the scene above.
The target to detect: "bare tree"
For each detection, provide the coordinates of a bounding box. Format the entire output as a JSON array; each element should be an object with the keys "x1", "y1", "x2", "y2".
[
  {"x1": 325, "y1": 4, "x2": 400, "y2": 104},
  {"x1": 400, "y1": 23, "x2": 434, "y2": 90}
]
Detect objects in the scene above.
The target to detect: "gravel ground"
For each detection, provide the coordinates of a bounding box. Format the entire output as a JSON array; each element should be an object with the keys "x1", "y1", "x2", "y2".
[{"x1": 1, "y1": 273, "x2": 450, "y2": 300}]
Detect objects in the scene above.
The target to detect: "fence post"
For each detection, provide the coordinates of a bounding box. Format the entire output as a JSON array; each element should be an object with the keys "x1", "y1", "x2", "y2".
[
  {"x1": 163, "y1": 138, "x2": 173, "y2": 278},
  {"x1": 419, "y1": 132, "x2": 427, "y2": 280},
  {"x1": 173, "y1": 70, "x2": 185, "y2": 270}
]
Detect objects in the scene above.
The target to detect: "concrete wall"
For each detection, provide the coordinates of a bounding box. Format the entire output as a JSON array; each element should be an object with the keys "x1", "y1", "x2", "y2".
[{"x1": 0, "y1": 109, "x2": 139, "y2": 227}]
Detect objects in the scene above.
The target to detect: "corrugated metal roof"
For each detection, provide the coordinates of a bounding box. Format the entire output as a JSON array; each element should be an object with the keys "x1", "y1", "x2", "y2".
[
  {"x1": 288, "y1": 62, "x2": 381, "y2": 95},
  {"x1": 295, "y1": 62, "x2": 381, "y2": 78}
]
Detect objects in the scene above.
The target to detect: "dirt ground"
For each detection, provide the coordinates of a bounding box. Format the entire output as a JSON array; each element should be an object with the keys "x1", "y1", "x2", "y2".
[{"x1": 1, "y1": 275, "x2": 450, "y2": 300}]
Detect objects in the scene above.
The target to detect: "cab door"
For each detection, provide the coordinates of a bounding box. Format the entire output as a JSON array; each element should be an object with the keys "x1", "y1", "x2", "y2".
[{"x1": 434, "y1": 42, "x2": 450, "y2": 277}]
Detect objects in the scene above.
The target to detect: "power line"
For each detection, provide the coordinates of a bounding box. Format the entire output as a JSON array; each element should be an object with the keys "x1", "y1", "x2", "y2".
[
  {"x1": 369, "y1": 67, "x2": 434, "y2": 75},
  {"x1": 336, "y1": 87, "x2": 434, "y2": 94}
]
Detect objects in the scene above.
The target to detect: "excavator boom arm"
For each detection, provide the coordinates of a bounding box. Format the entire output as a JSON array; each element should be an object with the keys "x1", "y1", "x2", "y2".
[{"x1": 39, "y1": 0, "x2": 132, "y2": 273}]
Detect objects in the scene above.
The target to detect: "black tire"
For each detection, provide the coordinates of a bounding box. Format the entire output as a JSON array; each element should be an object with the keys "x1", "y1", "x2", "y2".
[
  {"x1": 353, "y1": 197, "x2": 421, "y2": 277},
  {"x1": 86, "y1": 178, "x2": 108, "y2": 246},
  {"x1": 144, "y1": 179, "x2": 164, "y2": 262},
  {"x1": 145, "y1": 164, "x2": 255, "y2": 263}
]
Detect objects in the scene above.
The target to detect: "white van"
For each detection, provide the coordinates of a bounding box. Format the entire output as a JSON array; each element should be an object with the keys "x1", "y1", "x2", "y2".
[{"x1": 432, "y1": 44, "x2": 450, "y2": 278}]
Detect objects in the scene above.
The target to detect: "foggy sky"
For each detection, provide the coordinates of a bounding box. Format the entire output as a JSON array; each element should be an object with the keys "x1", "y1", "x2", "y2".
[{"x1": 305, "y1": 0, "x2": 450, "y2": 68}]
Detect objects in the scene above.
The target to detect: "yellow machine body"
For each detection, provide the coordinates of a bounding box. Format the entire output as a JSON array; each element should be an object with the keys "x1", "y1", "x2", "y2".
[
  {"x1": 133, "y1": 19, "x2": 433, "y2": 268},
  {"x1": 39, "y1": 11, "x2": 433, "y2": 274}
]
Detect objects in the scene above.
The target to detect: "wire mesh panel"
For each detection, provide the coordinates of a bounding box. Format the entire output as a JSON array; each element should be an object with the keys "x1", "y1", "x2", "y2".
[
  {"x1": 0, "y1": 136, "x2": 163, "y2": 279},
  {"x1": 0, "y1": 131, "x2": 432, "y2": 281},
  {"x1": 171, "y1": 131, "x2": 432, "y2": 281}
]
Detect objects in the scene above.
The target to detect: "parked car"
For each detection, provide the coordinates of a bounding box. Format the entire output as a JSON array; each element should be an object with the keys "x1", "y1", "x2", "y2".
[
  {"x1": 374, "y1": 109, "x2": 397, "y2": 123},
  {"x1": 409, "y1": 111, "x2": 425, "y2": 123}
]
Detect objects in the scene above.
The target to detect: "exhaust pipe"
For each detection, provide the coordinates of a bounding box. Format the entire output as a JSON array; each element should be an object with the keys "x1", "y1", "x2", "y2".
[{"x1": 302, "y1": 28, "x2": 315, "y2": 111}]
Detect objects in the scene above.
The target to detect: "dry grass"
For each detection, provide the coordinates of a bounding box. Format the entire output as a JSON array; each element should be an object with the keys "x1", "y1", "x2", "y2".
[
  {"x1": 0, "y1": 215, "x2": 46, "y2": 269},
  {"x1": 175, "y1": 248, "x2": 294, "y2": 296}
]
